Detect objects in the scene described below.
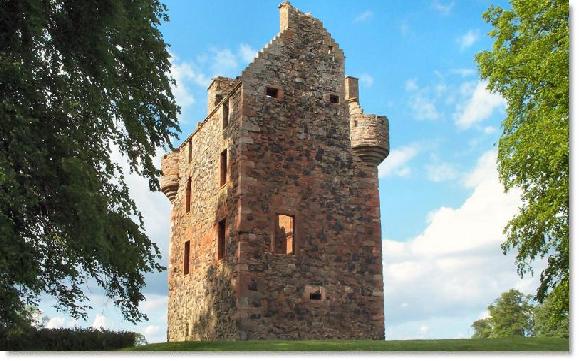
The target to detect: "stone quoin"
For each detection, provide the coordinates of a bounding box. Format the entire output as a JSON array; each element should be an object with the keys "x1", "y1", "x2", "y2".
[{"x1": 160, "y1": 1, "x2": 390, "y2": 341}]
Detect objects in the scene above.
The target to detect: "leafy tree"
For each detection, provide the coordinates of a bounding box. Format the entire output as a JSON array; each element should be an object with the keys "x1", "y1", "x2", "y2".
[
  {"x1": 471, "y1": 289, "x2": 534, "y2": 338},
  {"x1": 0, "y1": 0, "x2": 179, "y2": 329},
  {"x1": 534, "y1": 292, "x2": 569, "y2": 338},
  {"x1": 476, "y1": 0, "x2": 569, "y2": 321},
  {"x1": 471, "y1": 318, "x2": 492, "y2": 339}
]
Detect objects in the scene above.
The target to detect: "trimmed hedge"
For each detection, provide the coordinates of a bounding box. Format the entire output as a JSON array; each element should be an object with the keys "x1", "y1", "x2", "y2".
[{"x1": 0, "y1": 327, "x2": 145, "y2": 351}]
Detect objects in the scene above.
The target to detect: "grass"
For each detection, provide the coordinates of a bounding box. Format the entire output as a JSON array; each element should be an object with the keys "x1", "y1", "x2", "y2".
[{"x1": 126, "y1": 337, "x2": 569, "y2": 352}]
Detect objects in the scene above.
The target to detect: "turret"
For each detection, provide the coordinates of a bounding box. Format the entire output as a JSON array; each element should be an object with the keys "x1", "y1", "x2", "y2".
[
  {"x1": 207, "y1": 76, "x2": 236, "y2": 113},
  {"x1": 160, "y1": 151, "x2": 180, "y2": 202},
  {"x1": 346, "y1": 76, "x2": 389, "y2": 166}
]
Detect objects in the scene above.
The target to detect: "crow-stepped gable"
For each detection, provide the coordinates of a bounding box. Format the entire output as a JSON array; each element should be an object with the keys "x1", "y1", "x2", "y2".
[{"x1": 161, "y1": 1, "x2": 389, "y2": 341}]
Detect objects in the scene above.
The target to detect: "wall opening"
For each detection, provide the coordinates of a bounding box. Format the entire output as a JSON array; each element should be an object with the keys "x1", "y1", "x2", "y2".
[
  {"x1": 274, "y1": 214, "x2": 294, "y2": 255},
  {"x1": 215, "y1": 94, "x2": 223, "y2": 105},
  {"x1": 330, "y1": 94, "x2": 339, "y2": 103},
  {"x1": 310, "y1": 290, "x2": 322, "y2": 300},
  {"x1": 188, "y1": 139, "x2": 192, "y2": 163},
  {"x1": 185, "y1": 177, "x2": 191, "y2": 213},
  {"x1": 266, "y1": 87, "x2": 279, "y2": 98},
  {"x1": 222, "y1": 101, "x2": 229, "y2": 128},
  {"x1": 217, "y1": 218, "x2": 226, "y2": 260},
  {"x1": 183, "y1": 241, "x2": 190, "y2": 275},
  {"x1": 185, "y1": 322, "x2": 189, "y2": 337},
  {"x1": 220, "y1": 149, "x2": 227, "y2": 186}
]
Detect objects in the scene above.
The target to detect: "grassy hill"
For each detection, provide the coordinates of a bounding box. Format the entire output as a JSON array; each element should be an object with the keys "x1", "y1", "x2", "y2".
[{"x1": 126, "y1": 337, "x2": 568, "y2": 352}]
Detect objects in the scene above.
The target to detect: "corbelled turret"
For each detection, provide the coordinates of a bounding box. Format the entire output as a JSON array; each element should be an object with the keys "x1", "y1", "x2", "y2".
[
  {"x1": 346, "y1": 76, "x2": 389, "y2": 166},
  {"x1": 160, "y1": 151, "x2": 180, "y2": 202}
]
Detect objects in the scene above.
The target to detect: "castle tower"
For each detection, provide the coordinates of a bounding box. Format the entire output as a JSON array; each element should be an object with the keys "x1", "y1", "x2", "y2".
[{"x1": 160, "y1": 2, "x2": 389, "y2": 341}]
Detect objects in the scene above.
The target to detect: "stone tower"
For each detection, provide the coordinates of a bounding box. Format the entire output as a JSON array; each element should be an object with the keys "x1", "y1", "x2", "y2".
[{"x1": 160, "y1": 2, "x2": 389, "y2": 341}]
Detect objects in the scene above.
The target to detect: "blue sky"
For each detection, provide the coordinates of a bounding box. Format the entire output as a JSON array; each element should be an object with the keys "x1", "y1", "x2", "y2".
[{"x1": 36, "y1": 0, "x2": 544, "y2": 342}]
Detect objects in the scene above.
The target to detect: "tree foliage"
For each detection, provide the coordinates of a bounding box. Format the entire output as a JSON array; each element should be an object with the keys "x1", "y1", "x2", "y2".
[
  {"x1": 475, "y1": 0, "x2": 569, "y2": 317},
  {"x1": 471, "y1": 289, "x2": 535, "y2": 338},
  {"x1": 0, "y1": 0, "x2": 179, "y2": 329},
  {"x1": 534, "y1": 292, "x2": 569, "y2": 338}
]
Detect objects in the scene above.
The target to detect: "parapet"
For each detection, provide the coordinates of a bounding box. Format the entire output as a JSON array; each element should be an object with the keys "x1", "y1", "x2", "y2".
[
  {"x1": 160, "y1": 151, "x2": 180, "y2": 202},
  {"x1": 347, "y1": 77, "x2": 389, "y2": 166}
]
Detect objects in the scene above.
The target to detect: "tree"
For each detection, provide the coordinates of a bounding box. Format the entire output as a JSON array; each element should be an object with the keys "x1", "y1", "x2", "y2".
[
  {"x1": 534, "y1": 292, "x2": 569, "y2": 338},
  {"x1": 471, "y1": 318, "x2": 492, "y2": 339},
  {"x1": 475, "y1": 0, "x2": 569, "y2": 321},
  {"x1": 471, "y1": 289, "x2": 534, "y2": 338},
  {"x1": 0, "y1": 0, "x2": 179, "y2": 329}
]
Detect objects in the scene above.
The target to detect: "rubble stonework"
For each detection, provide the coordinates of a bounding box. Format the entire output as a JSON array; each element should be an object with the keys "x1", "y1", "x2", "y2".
[{"x1": 160, "y1": 1, "x2": 390, "y2": 341}]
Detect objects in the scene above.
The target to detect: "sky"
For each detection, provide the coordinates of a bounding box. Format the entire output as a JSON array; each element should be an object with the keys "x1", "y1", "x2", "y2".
[{"x1": 36, "y1": 0, "x2": 550, "y2": 343}]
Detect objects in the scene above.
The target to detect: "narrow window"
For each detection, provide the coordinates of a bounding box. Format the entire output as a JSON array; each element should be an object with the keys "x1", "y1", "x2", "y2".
[
  {"x1": 183, "y1": 241, "x2": 190, "y2": 275},
  {"x1": 188, "y1": 139, "x2": 192, "y2": 163},
  {"x1": 220, "y1": 149, "x2": 227, "y2": 186},
  {"x1": 217, "y1": 219, "x2": 226, "y2": 260},
  {"x1": 215, "y1": 94, "x2": 223, "y2": 105},
  {"x1": 185, "y1": 177, "x2": 191, "y2": 213},
  {"x1": 330, "y1": 94, "x2": 339, "y2": 104},
  {"x1": 274, "y1": 214, "x2": 294, "y2": 255},
  {"x1": 310, "y1": 290, "x2": 322, "y2": 300},
  {"x1": 185, "y1": 322, "x2": 189, "y2": 337},
  {"x1": 266, "y1": 87, "x2": 279, "y2": 98},
  {"x1": 222, "y1": 101, "x2": 229, "y2": 128}
]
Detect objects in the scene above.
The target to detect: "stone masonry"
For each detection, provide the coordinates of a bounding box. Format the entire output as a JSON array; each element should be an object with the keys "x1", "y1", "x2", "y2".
[{"x1": 160, "y1": 2, "x2": 390, "y2": 341}]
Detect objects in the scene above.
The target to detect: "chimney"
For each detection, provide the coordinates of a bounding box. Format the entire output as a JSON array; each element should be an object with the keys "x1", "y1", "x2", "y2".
[
  {"x1": 345, "y1": 76, "x2": 359, "y2": 101},
  {"x1": 279, "y1": 1, "x2": 297, "y2": 32}
]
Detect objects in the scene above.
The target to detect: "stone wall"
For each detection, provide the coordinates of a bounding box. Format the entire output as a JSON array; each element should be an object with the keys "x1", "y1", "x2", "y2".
[{"x1": 162, "y1": 1, "x2": 388, "y2": 341}]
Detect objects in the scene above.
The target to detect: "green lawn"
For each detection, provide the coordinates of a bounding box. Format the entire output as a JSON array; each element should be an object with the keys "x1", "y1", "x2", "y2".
[{"x1": 126, "y1": 337, "x2": 568, "y2": 352}]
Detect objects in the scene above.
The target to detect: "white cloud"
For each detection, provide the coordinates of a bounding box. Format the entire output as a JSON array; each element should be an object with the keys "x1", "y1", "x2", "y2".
[
  {"x1": 238, "y1": 43, "x2": 257, "y2": 64},
  {"x1": 410, "y1": 94, "x2": 440, "y2": 120},
  {"x1": 378, "y1": 144, "x2": 420, "y2": 178},
  {"x1": 432, "y1": 0, "x2": 454, "y2": 15},
  {"x1": 210, "y1": 48, "x2": 238, "y2": 76},
  {"x1": 450, "y1": 68, "x2": 476, "y2": 77},
  {"x1": 140, "y1": 295, "x2": 168, "y2": 313},
  {"x1": 426, "y1": 162, "x2": 459, "y2": 182},
  {"x1": 46, "y1": 316, "x2": 66, "y2": 329},
  {"x1": 358, "y1": 73, "x2": 374, "y2": 88},
  {"x1": 405, "y1": 79, "x2": 418, "y2": 92},
  {"x1": 92, "y1": 314, "x2": 108, "y2": 329},
  {"x1": 454, "y1": 80, "x2": 506, "y2": 129},
  {"x1": 483, "y1": 126, "x2": 497, "y2": 134},
  {"x1": 458, "y1": 29, "x2": 479, "y2": 50},
  {"x1": 142, "y1": 324, "x2": 165, "y2": 343},
  {"x1": 353, "y1": 10, "x2": 373, "y2": 23},
  {"x1": 382, "y1": 150, "x2": 538, "y2": 339}
]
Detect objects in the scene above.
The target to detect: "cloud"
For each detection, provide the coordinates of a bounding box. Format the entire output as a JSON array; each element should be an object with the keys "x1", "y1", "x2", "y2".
[
  {"x1": 410, "y1": 94, "x2": 441, "y2": 120},
  {"x1": 405, "y1": 79, "x2": 418, "y2": 92},
  {"x1": 382, "y1": 150, "x2": 539, "y2": 339},
  {"x1": 454, "y1": 81, "x2": 506, "y2": 129},
  {"x1": 92, "y1": 314, "x2": 108, "y2": 329},
  {"x1": 209, "y1": 48, "x2": 238, "y2": 76},
  {"x1": 457, "y1": 29, "x2": 479, "y2": 50},
  {"x1": 358, "y1": 73, "x2": 374, "y2": 88},
  {"x1": 426, "y1": 162, "x2": 459, "y2": 182},
  {"x1": 238, "y1": 43, "x2": 257, "y2": 63},
  {"x1": 432, "y1": 0, "x2": 454, "y2": 15},
  {"x1": 353, "y1": 10, "x2": 373, "y2": 23},
  {"x1": 450, "y1": 68, "x2": 476, "y2": 77},
  {"x1": 378, "y1": 144, "x2": 420, "y2": 178},
  {"x1": 46, "y1": 316, "x2": 66, "y2": 329},
  {"x1": 142, "y1": 324, "x2": 165, "y2": 343}
]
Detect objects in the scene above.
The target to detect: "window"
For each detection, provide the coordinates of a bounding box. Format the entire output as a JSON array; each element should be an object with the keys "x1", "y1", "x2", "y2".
[
  {"x1": 220, "y1": 149, "x2": 227, "y2": 186},
  {"x1": 310, "y1": 290, "x2": 322, "y2": 300},
  {"x1": 185, "y1": 177, "x2": 191, "y2": 213},
  {"x1": 329, "y1": 94, "x2": 339, "y2": 104},
  {"x1": 217, "y1": 219, "x2": 226, "y2": 260},
  {"x1": 222, "y1": 101, "x2": 229, "y2": 128},
  {"x1": 215, "y1": 94, "x2": 223, "y2": 105},
  {"x1": 266, "y1": 87, "x2": 279, "y2": 98},
  {"x1": 188, "y1": 139, "x2": 192, "y2": 163},
  {"x1": 274, "y1": 214, "x2": 294, "y2": 255},
  {"x1": 183, "y1": 241, "x2": 190, "y2": 275},
  {"x1": 185, "y1": 322, "x2": 189, "y2": 337}
]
